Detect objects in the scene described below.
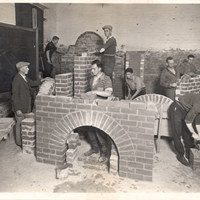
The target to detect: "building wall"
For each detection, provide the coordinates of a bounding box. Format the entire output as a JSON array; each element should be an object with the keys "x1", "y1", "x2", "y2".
[
  {"x1": 0, "y1": 4, "x2": 16, "y2": 25},
  {"x1": 44, "y1": 4, "x2": 200, "y2": 51}
]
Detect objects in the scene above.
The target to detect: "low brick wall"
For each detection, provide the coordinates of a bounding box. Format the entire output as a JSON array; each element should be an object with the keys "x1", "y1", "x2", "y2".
[
  {"x1": 176, "y1": 75, "x2": 200, "y2": 97},
  {"x1": 35, "y1": 95, "x2": 156, "y2": 181}
]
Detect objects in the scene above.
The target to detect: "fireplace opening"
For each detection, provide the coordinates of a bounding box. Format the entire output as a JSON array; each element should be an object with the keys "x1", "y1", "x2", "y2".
[{"x1": 67, "y1": 126, "x2": 119, "y2": 176}]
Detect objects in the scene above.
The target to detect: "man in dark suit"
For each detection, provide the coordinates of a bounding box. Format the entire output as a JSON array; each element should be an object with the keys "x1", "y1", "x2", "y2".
[{"x1": 12, "y1": 61, "x2": 41, "y2": 147}]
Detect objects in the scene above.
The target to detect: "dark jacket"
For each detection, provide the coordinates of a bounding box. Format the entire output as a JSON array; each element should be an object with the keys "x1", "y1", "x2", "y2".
[{"x1": 12, "y1": 73, "x2": 41, "y2": 113}]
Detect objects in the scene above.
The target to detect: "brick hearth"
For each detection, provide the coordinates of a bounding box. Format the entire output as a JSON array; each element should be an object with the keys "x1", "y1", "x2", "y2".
[{"x1": 35, "y1": 95, "x2": 156, "y2": 181}]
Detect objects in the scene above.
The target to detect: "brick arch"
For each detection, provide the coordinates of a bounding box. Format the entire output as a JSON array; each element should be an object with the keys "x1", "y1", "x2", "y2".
[
  {"x1": 49, "y1": 110, "x2": 134, "y2": 165},
  {"x1": 75, "y1": 31, "x2": 104, "y2": 55},
  {"x1": 133, "y1": 94, "x2": 173, "y2": 113}
]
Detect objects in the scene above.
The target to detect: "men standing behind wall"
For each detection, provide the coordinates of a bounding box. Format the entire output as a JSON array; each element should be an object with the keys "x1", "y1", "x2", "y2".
[
  {"x1": 169, "y1": 93, "x2": 200, "y2": 166},
  {"x1": 125, "y1": 68, "x2": 146, "y2": 100},
  {"x1": 84, "y1": 60, "x2": 112, "y2": 163},
  {"x1": 160, "y1": 57, "x2": 180, "y2": 101},
  {"x1": 44, "y1": 36, "x2": 59, "y2": 78},
  {"x1": 99, "y1": 25, "x2": 117, "y2": 80},
  {"x1": 12, "y1": 62, "x2": 41, "y2": 147},
  {"x1": 179, "y1": 54, "x2": 197, "y2": 77}
]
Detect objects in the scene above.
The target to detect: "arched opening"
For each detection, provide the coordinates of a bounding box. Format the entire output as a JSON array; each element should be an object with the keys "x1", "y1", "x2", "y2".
[{"x1": 73, "y1": 126, "x2": 119, "y2": 175}]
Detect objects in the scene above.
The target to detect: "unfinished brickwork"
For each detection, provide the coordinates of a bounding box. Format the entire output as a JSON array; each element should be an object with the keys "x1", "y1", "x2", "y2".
[
  {"x1": 176, "y1": 75, "x2": 200, "y2": 97},
  {"x1": 73, "y1": 56, "x2": 95, "y2": 97},
  {"x1": 59, "y1": 32, "x2": 103, "y2": 74},
  {"x1": 21, "y1": 113, "x2": 36, "y2": 155},
  {"x1": 35, "y1": 94, "x2": 156, "y2": 181},
  {"x1": 55, "y1": 73, "x2": 73, "y2": 96}
]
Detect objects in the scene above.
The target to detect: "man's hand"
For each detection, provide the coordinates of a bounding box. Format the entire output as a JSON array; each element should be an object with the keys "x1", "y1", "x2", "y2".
[
  {"x1": 192, "y1": 132, "x2": 200, "y2": 141},
  {"x1": 100, "y1": 48, "x2": 105, "y2": 53},
  {"x1": 170, "y1": 83, "x2": 177, "y2": 87},
  {"x1": 16, "y1": 110, "x2": 23, "y2": 117}
]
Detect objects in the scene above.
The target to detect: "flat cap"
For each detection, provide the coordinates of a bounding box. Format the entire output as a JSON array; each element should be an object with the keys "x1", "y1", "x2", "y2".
[
  {"x1": 102, "y1": 25, "x2": 113, "y2": 31},
  {"x1": 16, "y1": 61, "x2": 30, "y2": 70}
]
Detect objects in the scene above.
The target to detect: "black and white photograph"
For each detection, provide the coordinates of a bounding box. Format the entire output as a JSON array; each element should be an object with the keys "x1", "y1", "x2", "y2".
[{"x1": 0, "y1": 0, "x2": 200, "y2": 199}]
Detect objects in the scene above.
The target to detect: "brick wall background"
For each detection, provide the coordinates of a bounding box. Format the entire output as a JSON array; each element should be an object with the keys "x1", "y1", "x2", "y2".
[
  {"x1": 126, "y1": 50, "x2": 200, "y2": 94},
  {"x1": 35, "y1": 95, "x2": 156, "y2": 181}
]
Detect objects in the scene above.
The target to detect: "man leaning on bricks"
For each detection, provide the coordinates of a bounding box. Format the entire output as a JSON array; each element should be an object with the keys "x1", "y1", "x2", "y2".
[{"x1": 169, "y1": 93, "x2": 200, "y2": 166}]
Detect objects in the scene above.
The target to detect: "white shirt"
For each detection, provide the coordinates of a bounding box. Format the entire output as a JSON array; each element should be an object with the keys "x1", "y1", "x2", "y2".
[{"x1": 19, "y1": 73, "x2": 27, "y2": 82}]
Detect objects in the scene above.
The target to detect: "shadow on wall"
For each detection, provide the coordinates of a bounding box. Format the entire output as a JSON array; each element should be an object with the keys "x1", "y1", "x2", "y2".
[{"x1": 143, "y1": 49, "x2": 200, "y2": 94}]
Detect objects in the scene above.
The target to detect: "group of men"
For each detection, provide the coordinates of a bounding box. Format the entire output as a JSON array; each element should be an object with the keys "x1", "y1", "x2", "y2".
[
  {"x1": 11, "y1": 24, "x2": 200, "y2": 167},
  {"x1": 160, "y1": 55, "x2": 200, "y2": 166}
]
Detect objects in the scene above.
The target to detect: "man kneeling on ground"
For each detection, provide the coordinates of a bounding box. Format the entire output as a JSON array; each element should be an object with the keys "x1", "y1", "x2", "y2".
[{"x1": 84, "y1": 59, "x2": 113, "y2": 163}]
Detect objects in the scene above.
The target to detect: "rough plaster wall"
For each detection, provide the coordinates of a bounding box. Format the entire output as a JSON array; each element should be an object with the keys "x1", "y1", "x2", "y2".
[
  {"x1": 0, "y1": 4, "x2": 15, "y2": 25},
  {"x1": 43, "y1": 4, "x2": 57, "y2": 44},
  {"x1": 44, "y1": 4, "x2": 200, "y2": 51}
]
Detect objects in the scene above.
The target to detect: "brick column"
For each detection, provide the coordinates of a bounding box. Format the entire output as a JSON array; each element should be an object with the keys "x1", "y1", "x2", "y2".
[
  {"x1": 55, "y1": 73, "x2": 73, "y2": 96},
  {"x1": 21, "y1": 117, "x2": 36, "y2": 155},
  {"x1": 74, "y1": 56, "x2": 95, "y2": 97}
]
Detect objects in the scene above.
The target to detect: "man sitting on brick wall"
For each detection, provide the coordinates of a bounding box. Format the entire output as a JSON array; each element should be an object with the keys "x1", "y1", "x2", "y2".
[
  {"x1": 160, "y1": 57, "x2": 180, "y2": 100},
  {"x1": 84, "y1": 59, "x2": 112, "y2": 163},
  {"x1": 12, "y1": 61, "x2": 41, "y2": 147},
  {"x1": 178, "y1": 54, "x2": 197, "y2": 77},
  {"x1": 124, "y1": 68, "x2": 146, "y2": 100},
  {"x1": 169, "y1": 93, "x2": 200, "y2": 166}
]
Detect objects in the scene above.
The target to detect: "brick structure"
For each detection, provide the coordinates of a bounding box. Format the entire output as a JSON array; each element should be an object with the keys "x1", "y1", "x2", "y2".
[
  {"x1": 176, "y1": 75, "x2": 200, "y2": 98},
  {"x1": 113, "y1": 55, "x2": 125, "y2": 98},
  {"x1": 35, "y1": 95, "x2": 156, "y2": 181},
  {"x1": 21, "y1": 113, "x2": 36, "y2": 155},
  {"x1": 73, "y1": 56, "x2": 95, "y2": 97},
  {"x1": 60, "y1": 32, "x2": 103, "y2": 74},
  {"x1": 55, "y1": 73, "x2": 73, "y2": 96}
]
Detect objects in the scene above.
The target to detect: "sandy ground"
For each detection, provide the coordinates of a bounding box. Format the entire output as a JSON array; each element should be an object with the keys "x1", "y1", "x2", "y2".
[{"x1": 0, "y1": 136, "x2": 200, "y2": 194}]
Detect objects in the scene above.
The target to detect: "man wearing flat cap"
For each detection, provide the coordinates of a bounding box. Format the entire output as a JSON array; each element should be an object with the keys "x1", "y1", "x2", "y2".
[
  {"x1": 99, "y1": 25, "x2": 117, "y2": 80},
  {"x1": 12, "y1": 61, "x2": 41, "y2": 147}
]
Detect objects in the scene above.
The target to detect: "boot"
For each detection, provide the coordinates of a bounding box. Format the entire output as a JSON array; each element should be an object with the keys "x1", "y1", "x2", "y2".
[
  {"x1": 84, "y1": 147, "x2": 99, "y2": 156},
  {"x1": 176, "y1": 154, "x2": 190, "y2": 167}
]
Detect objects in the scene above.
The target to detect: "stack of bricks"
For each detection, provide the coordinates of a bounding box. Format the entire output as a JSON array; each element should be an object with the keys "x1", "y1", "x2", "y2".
[
  {"x1": 0, "y1": 101, "x2": 11, "y2": 118},
  {"x1": 176, "y1": 75, "x2": 200, "y2": 97},
  {"x1": 35, "y1": 94, "x2": 156, "y2": 181},
  {"x1": 66, "y1": 131, "x2": 81, "y2": 167},
  {"x1": 190, "y1": 148, "x2": 200, "y2": 170},
  {"x1": 21, "y1": 113, "x2": 36, "y2": 155},
  {"x1": 113, "y1": 55, "x2": 125, "y2": 99},
  {"x1": 55, "y1": 73, "x2": 73, "y2": 96},
  {"x1": 74, "y1": 56, "x2": 95, "y2": 97}
]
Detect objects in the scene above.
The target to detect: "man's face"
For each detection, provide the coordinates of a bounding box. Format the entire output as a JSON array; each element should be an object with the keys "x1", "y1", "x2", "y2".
[
  {"x1": 167, "y1": 59, "x2": 174, "y2": 68},
  {"x1": 20, "y1": 65, "x2": 29, "y2": 75},
  {"x1": 126, "y1": 72, "x2": 132, "y2": 79},
  {"x1": 188, "y1": 57, "x2": 194, "y2": 64},
  {"x1": 104, "y1": 29, "x2": 111, "y2": 39},
  {"x1": 91, "y1": 64, "x2": 101, "y2": 76},
  {"x1": 52, "y1": 39, "x2": 59, "y2": 46}
]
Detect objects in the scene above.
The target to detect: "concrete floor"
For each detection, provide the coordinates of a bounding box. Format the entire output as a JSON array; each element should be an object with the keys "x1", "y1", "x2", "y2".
[{"x1": 0, "y1": 136, "x2": 200, "y2": 195}]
